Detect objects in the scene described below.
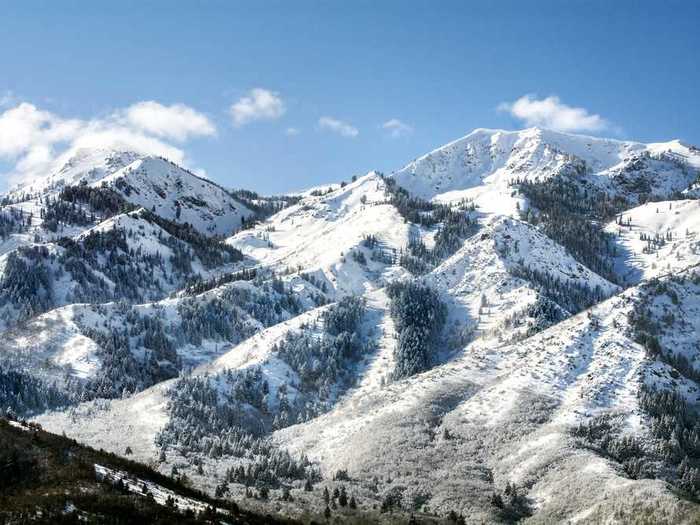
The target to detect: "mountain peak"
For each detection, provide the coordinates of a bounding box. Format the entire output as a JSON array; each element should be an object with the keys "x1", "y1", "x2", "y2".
[{"x1": 9, "y1": 148, "x2": 143, "y2": 197}]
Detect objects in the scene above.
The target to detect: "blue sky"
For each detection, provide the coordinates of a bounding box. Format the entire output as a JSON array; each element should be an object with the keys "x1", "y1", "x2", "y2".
[{"x1": 0, "y1": 0, "x2": 698, "y2": 193}]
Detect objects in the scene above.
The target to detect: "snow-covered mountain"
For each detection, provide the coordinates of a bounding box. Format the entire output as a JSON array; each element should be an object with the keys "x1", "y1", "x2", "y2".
[
  {"x1": 4, "y1": 148, "x2": 254, "y2": 239},
  {"x1": 393, "y1": 127, "x2": 700, "y2": 215},
  {"x1": 96, "y1": 156, "x2": 254, "y2": 236},
  {"x1": 9, "y1": 148, "x2": 143, "y2": 196},
  {"x1": 2, "y1": 128, "x2": 700, "y2": 523}
]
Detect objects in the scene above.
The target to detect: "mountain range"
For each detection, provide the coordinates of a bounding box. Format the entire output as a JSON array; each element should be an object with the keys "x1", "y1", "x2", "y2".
[{"x1": 1, "y1": 127, "x2": 699, "y2": 524}]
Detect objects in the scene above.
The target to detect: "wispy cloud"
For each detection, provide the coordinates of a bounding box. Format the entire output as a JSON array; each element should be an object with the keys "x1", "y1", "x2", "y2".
[
  {"x1": 285, "y1": 127, "x2": 300, "y2": 136},
  {"x1": 498, "y1": 94, "x2": 608, "y2": 133},
  {"x1": 0, "y1": 100, "x2": 214, "y2": 187},
  {"x1": 230, "y1": 88, "x2": 285, "y2": 127},
  {"x1": 125, "y1": 101, "x2": 215, "y2": 141},
  {"x1": 318, "y1": 116, "x2": 358, "y2": 138},
  {"x1": 382, "y1": 118, "x2": 413, "y2": 138}
]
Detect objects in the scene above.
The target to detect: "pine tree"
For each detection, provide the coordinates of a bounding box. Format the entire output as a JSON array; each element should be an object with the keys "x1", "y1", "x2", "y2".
[
  {"x1": 215, "y1": 483, "x2": 227, "y2": 498},
  {"x1": 491, "y1": 492, "x2": 504, "y2": 508},
  {"x1": 282, "y1": 486, "x2": 292, "y2": 501}
]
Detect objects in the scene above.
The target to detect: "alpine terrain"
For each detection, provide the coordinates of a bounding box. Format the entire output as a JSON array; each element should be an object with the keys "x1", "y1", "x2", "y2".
[{"x1": 2, "y1": 127, "x2": 700, "y2": 524}]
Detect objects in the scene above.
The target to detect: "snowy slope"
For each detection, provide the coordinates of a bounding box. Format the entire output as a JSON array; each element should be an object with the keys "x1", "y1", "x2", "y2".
[
  {"x1": 94, "y1": 463, "x2": 231, "y2": 515},
  {"x1": 429, "y1": 215, "x2": 619, "y2": 349},
  {"x1": 392, "y1": 127, "x2": 700, "y2": 214},
  {"x1": 607, "y1": 199, "x2": 700, "y2": 284},
  {"x1": 0, "y1": 150, "x2": 137, "y2": 256},
  {"x1": 274, "y1": 276, "x2": 698, "y2": 521},
  {"x1": 0, "y1": 269, "x2": 328, "y2": 393},
  {"x1": 0, "y1": 208, "x2": 247, "y2": 331},
  {"x1": 37, "y1": 383, "x2": 173, "y2": 464},
  {"x1": 98, "y1": 156, "x2": 253, "y2": 236},
  {"x1": 228, "y1": 173, "x2": 411, "y2": 295},
  {"x1": 33, "y1": 304, "x2": 329, "y2": 463},
  {"x1": 7, "y1": 148, "x2": 142, "y2": 198},
  {"x1": 37, "y1": 269, "x2": 700, "y2": 522}
]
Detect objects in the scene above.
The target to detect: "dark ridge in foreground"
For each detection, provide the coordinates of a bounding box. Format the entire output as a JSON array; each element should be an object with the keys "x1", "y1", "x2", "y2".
[{"x1": 0, "y1": 418, "x2": 298, "y2": 525}]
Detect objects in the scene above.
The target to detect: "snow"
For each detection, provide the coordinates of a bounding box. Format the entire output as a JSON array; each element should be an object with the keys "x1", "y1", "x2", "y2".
[
  {"x1": 94, "y1": 464, "x2": 226, "y2": 514},
  {"x1": 3, "y1": 149, "x2": 254, "y2": 243},
  {"x1": 198, "y1": 305, "x2": 327, "y2": 408},
  {"x1": 635, "y1": 272, "x2": 700, "y2": 374},
  {"x1": 9, "y1": 129, "x2": 700, "y2": 521},
  {"x1": 34, "y1": 306, "x2": 327, "y2": 462},
  {"x1": 51, "y1": 333, "x2": 102, "y2": 379},
  {"x1": 38, "y1": 383, "x2": 172, "y2": 464},
  {"x1": 272, "y1": 283, "x2": 697, "y2": 518},
  {"x1": 97, "y1": 156, "x2": 253, "y2": 236},
  {"x1": 647, "y1": 139, "x2": 700, "y2": 169},
  {"x1": 392, "y1": 127, "x2": 636, "y2": 199},
  {"x1": 7, "y1": 419, "x2": 31, "y2": 431},
  {"x1": 606, "y1": 199, "x2": 700, "y2": 284},
  {"x1": 426, "y1": 215, "x2": 619, "y2": 349},
  {"x1": 7, "y1": 148, "x2": 141, "y2": 198},
  {"x1": 392, "y1": 127, "x2": 700, "y2": 214},
  {"x1": 228, "y1": 172, "x2": 411, "y2": 296}
]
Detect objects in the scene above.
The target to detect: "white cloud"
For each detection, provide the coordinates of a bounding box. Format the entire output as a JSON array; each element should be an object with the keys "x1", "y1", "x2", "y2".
[
  {"x1": 382, "y1": 118, "x2": 413, "y2": 138},
  {"x1": 285, "y1": 127, "x2": 300, "y2": 136},
  {"x1": 318, "y1": 116, "x2": 358, "y2": 138},
  {"x1": 230, "y1": 88, "x2": 285, "y2": 127},
  {"x1": 0, "y1": 100, "x2": 214, "y2": 187},
  {"x1": 0, "y1": 103, "x2": 69, "y2": 158},
  {"x1": 124, "y1": 101, "x2": 216, "y2": 141},
  {"x1": 498, "y1": 95, "x2": 608, "y2": 133}
]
